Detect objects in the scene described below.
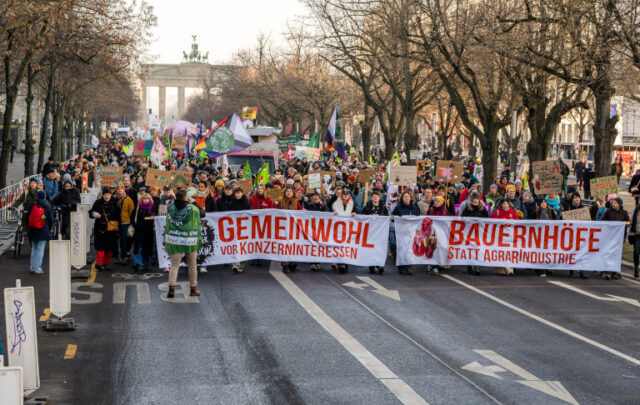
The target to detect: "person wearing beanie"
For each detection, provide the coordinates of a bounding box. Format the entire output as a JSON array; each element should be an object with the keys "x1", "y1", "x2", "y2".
[
  {"x1": 562, "y1": 184, "x2": 578, "y2": 211},
  {"x1": 52, "y1": 177, "x2": 81, "y2": 239},
  {"x1": 427, "y1": 196, "x2": 448, "y2": 217},
  {"x1": 461, "y1": 190, "x2": 489, "y2": 275},
  {"x1": 43, "y1": 167, "x2": 59, "y2": 200},
  {"x1": 566, "y1": 192, "x2": 584, "y2": 211},
  {"x1": 485, "y1": 184, "x2": 501, "y2": 212},
  {"x1": 90, "y1": 187, "x2": 120, "y2": 270},
  {"x1": 521, "y1": 191, "x2": 537, "y2": 220},
  {"x1": 42, "y1": 155, "x2": 56, "y2": 177},
  {"x1": 514, "y1": 179, "x2": 523, "y2": 198},
  {"x1": 600, "y1": 196, "x2": 629, "y2": 280},
  {"x1": 27, "y1": 190, "x2": 53, "y2": 274}
]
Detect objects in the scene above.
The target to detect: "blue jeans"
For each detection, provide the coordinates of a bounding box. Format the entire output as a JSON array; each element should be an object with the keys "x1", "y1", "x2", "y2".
[
  {"x1": 389, "y1": 230, "x2": 397, "y2": 259},
  {"x1": 119, "y1": 223, "x2": 130, "y2": 259},
  {"x1": 30, "y1": 240, "x2": 46, "y2": 273}
]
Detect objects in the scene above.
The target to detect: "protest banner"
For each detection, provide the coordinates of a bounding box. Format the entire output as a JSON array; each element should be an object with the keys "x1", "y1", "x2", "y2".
[
  {"x1": 410, "y1": 150, "x2": 422, "y2": 160},
  {"x1": 171, "y1": 136, "x2": 187, "y2": 149},
  {"x1": 435, "y1": 160, "x2": 464, "y2": 181},
  {"x1": 532, "y1": 160, "x2": 562, "y2": 194},
  {"x1": 100, "y1": 167, "x2": 124, "y2": 187},
  {"x1": 394, "y1": 216, "x2": 624, "y2": 271},
  {"x1": 155, "y1": 210, "x2": 390, "y2": 267},
  {"x1": 133, "y1": 140, "x2": 146, "y2": 156},
  {"x1": 389, "y1": 166, "x2": 418, "y2": 186},
  {"x1": 238, "y1": 178, "x2": 253, "y2": 195},
  {"x1": 357, "y1": 169, "x2": 375, "y2": 183},
  {"x1": 562, "y1": 208, "x2": 591, "y2": 221},
  {"x1": 590, "y1": 176, "x2": 618, "y2": 197},
  {"x1": 295, "y1": 146, "x2": 321, "y2": 161}
]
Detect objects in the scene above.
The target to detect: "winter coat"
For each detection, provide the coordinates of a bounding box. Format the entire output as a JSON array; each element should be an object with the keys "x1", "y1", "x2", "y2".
[
  {"x1": 229, "y1": 195, "x2": 252, "y2": 211},
  {"x1": 216, "y1": 194, "x2": 234, "y2": 212},
  {"x1": 26, "y1": 198, "x2": 53, "y2": 241},
  {"x1": 391, "y1": 202, "x2": 420, "y2": 217},
  {"x1": 523, "y1": 200, "x2": 537, "y2": 220},
  {"x1": 491, "y1": 207, "x2": 520, "y2": 220},
  {"x1": 427, "y1": 204, "x2": 449, "y2": 216},
  {"x1": 43, "y1": 177, "x2": 59, "y2": 200},
  {"x1": 18, "y1": 188, "x2": 40, "y2": 229},
  {"x1": 249, "y1": 194, "x2": 275, "y2": 209},
  {"x1": 53, "y1": 187, "x2": 81, "y2": 227},
  {"x1": 117, "y1": 196, "x2": 135, "y2": 224},
  {"x1": 460, "y1": 203, "x2": 489, "y2": 218},
  {"x1": 90, "y1": 197, "x2": 120, "y2": 252},
  {"x1": 600, "y1": 205, "x2": 630, "y2": 223},
  {"x1": 361, "y1": 200, "x2": 389, "y2": 216},
  {"x1": 305, "y1": 200, "x2": 328, "y2": 212},
  {"x1": 132, "y1": 204, "x2": 155, "y2": 259},
  {"x1": 278, "y1": 196, "x2": 302, "y2": 210},
  {"x1": 506, "y1": 196, "x2": 527, "y2": 219},
  {"x1": 332, "y1": 198, "x2": 355, "y2": 215},
  {"x1": 417, "y1": 197, "x2": 433, "y2": 216}
]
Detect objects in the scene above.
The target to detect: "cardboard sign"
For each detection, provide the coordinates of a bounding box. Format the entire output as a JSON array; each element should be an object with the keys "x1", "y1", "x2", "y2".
[
  {"x1": 171, "y1": 136, "x2": 187, "y2": 149},
  {"x1": 295, "y1": 146, "x2": 321, "y2": 161},
  {"x1": 308, "y1": 172, "x2": 322, "y2": 189},
  {"x1": 532, "y1": 160, "x2": 562, "y2": 194},
  {"x1": 133, "y1": 140, "x2": 146, "y2": 156},
  {"x1": 307, "y1": 170, "x2": 335, "y2": 193},
  {"x1": 146, "y1": 169, "x2": 192, "y2": 190},
  {"x1": 435, "y1": 160, "x2": 464, "y2": 182},
  {"x1": 357, "y1": 169, "x2": 375, "y2": 183},
  {"x1": 270, "y1": 188, "x2": 283, "y2": 202},
  {"x1": 389, "y1": 166, "x2": 418, "y2": 186},
  {"x1": 590, "y1": 176, "x2": 618, "y2": 198},
  {"x1": 99, "y1": 137, "x2": 111, "y2": 146},
  {"x1": 100, "y1": 167, "x2": 124, "y2": 187},
  {"x1": 238, "y1": 178, "x2": 253, "y2": 195},
  {"x1": 562, "y1": 207, "x2": 591, "y2": 221}
]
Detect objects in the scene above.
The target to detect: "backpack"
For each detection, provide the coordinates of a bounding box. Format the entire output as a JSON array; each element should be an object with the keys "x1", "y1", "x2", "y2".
[
  {"x1": 561, "y1": 162, "x2": 570, "y2": 177},
  {"x1": 28, "y1": 203, "x2": 46, "y2": 229}
]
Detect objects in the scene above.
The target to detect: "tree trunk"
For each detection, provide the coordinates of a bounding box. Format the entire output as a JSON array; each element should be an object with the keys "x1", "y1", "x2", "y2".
[
  {"x1": 592, "y1": 81, "x2": 617, "y2": 178},
  {"x1": 51, "y1": 96, "x2": 65, "y2": 162},
  {"x1": 404, "y1": 112, "x2": 418, "y2": 164},
  {"x1": 24, "y1": 64, "x2": 35, "y2": 177},
  {"x1": 37, "y1": 72, "x2": 53, "y2": 173},
  {"x1": 478, "y1": 129, "x2": 500, "y2": 192},
  {"x1": 0, "y1": 89, "x2": 18, "y2": 188}
]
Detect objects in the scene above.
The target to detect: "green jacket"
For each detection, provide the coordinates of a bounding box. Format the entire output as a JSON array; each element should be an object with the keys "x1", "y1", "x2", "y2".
[{"x1": 164, "y1": 202, "x2": 202, "y2": 254}]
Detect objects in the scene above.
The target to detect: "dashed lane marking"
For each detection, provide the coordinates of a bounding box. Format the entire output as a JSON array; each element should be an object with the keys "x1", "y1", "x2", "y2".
[
  {"x1": 64, "y1": 344, "x2": 77, "y2": 359},
  {"x1": 443, "y1": 274, "x2": 640, "y2": 367},
  {"x1": 39, "y1": 307, "x2": 50, "y2": 322},
  {"x1": 87, "y1": 264, "x2": 97, "y2": 284}
]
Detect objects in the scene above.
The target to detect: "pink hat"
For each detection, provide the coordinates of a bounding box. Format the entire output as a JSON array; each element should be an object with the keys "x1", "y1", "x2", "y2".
[
  {"x1": 607, "y1": 193, "x2": 617, "y2": 201},
  {"x1": 286, "y1": 179, "x2": 295, "y2": 185}
]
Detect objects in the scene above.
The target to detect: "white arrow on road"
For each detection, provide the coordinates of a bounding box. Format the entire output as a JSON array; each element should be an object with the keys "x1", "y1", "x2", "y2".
[
  {"x1": 549, "y1": 280, "x2": 640, "y2": 307},
  {"x1": 474, "y1": 350, "x2": 578, "y2": 405},
  {"x1": 341, "y1": 277, "x2": 401, "y2": 301},
  {"x1": 462, "y1": 361, "x2": 506, "y2": 379}
]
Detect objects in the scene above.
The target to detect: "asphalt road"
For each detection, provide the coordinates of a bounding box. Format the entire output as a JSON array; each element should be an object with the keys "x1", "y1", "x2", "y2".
[{"x1": 1, "y1": 246, "x2": 640, "y2": 405}]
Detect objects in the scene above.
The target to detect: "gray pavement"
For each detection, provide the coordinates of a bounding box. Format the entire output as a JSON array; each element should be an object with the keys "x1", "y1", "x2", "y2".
[{"x1": 1, "y1": 246, "x2": 640, "y2": 404}]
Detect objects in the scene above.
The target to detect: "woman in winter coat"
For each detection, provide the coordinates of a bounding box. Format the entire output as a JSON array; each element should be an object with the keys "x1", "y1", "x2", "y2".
[
  {"x1": 331, "y1": 187, "x2": 356, "y2": 273},
  {"x1": 216, "y1": 184, "x2": 235, "y2": 212},
  {"x1": 599, "y1": 197, "x2": 630, "y2": 280},
  {"x1": 629, "y1": 202, "x2": 640, "y2": 278},
  {"x1": 544, "y1": 192, "x2": 563, "y2": 216},
  {"x1": 536, "y1": 199, "x2": 558, "y2": 220},
  {"x1": 521, "y1": 191, "x2": 537, "y2": 220},
  {"x1": 15, "y1": 177, "x2": 41, "y2": 230},
  {"x1": 193, "y1": 181, "x2": 216, "y2": 212},
  {"x1": 90, "y1": 187, "x2": 121, "y2": 270},
  {"x1": 491, "y1": 199, "x2": 520, "y2": 220},
  {"x1": 460, "y1": 191, "x2": 488, "y2": 276},
  {"x1": 427, "y1": 196, "x2": 449, "y2": 216},
  {"x1": 362, "y1": 191, "x2": 389, "y2": 275},
  {"x1": 26, "y1": 190, "x2": 53, "y2": 274},
  {"x1": 391, "y1": 190, "x2": 420, "y2": 275},
  {"x1": 249, "y1": 184, "x2": 274, "y2": 209},
  {"x1": 278, "y1": 186, "x2": 302, "y2": 273},
  {"x1": 132, "y1": 194, "x2": 155, "y2": 272}
]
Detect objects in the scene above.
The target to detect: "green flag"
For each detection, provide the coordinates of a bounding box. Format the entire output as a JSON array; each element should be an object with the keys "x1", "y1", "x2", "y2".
[
  {"x1": 308, "y1": 133, "x2": 319, "y2": 148},
  {"x1": 243, "y1": 160, "x2": 252, "y2": 179},
  {"x1": 200, "y1": 150, "x2": 208, "y2": 161},
  {"x1": 255, "y1": 162, "x2": 269, "y2": 187}
]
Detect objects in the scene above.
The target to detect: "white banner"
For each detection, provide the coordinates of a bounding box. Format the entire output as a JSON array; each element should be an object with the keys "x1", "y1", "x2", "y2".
[
  {"x1": 154, "y1": 209, "x2": 390, "y2": 267},
  {"x1": 49, "y1": 240, "x2": 71, "y2": 318},
  {"x1": 395, "y1": 216, "x2": 625, "y2": 271}
]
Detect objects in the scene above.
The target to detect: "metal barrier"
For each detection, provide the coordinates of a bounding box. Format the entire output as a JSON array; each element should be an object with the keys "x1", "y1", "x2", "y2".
[{"x1": 0, "y1": 174, "x2": 42, "y2": 225}]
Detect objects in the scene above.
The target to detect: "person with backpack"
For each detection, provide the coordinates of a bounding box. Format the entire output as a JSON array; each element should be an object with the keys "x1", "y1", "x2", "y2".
[{"x1": 27, "y1": 190, "x2": 53, "y2": 274}]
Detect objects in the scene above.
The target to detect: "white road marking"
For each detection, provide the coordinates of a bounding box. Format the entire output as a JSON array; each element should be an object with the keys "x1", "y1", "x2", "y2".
[
  {"x1": 342, "y1": 281, "x2": 369, "y2": 290},
  {"x1": 357, "y1": 276, "x2": 401, "y2": 301},
  {"x1": 475, "y1": 350, "x2": 578, "y2": 405},
  {"x1": 461, "y1": 361, "x2": 506, "y2": 379},
  {"x1": 548, "y1": 280, "x2": 640, "y2": 307},
  {"x1": 442, "y1": 274, "x2": 640, "y2": 367},
  {"x1": 270, "y1": 262, "x2": 427, "y2": 404}
]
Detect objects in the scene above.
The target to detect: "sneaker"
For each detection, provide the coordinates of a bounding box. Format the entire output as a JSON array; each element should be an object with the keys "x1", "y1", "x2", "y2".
[
  {"x1": 34, "y1": 270, "x2": 44, "y2": 275},
  {"x1": 432, "y1": 267, "x2": 439, "y2": 274},
  {"x1": 199, "y1": 267, "x2": 208, "y2": 273},
  {"x1": 539, "y1": 272, "x2": 547, "y2": 277},
  {"x1": 369, "y1": 266, "x2": 376, "y2": 274},
  {"x1": 310, "y1": 264, "x2": 319, "y2": 271},
  {"x1": 233, "y1": 266, "x2": 243, "y2": 273}
]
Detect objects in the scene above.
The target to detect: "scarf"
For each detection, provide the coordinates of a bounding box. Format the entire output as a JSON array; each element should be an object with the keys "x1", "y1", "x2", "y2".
[
  {"x1": 545, "y1": 195, "x2": 560, "y2": 210},
  {"x1": 139, "y1": 200, "x2": 153, "y2": 215},
  {"x1": 279, "y1": 196, "x2": 299, "y2": 210}
]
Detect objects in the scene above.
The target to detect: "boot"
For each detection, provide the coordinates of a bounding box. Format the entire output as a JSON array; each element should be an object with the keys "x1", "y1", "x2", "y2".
[
  {"x1": 635, "y1": 266, "x2": 639, "y2": 278},
  {"x1": 167, "y1": 285, "x2": 175, "y2": 298},
  {"x1": 378, "y1": 266, "x2": 384, "y2": 275},
  {"x1": 190, "y1": 286, "x2": 200, "y2": 296},
  {"x1": 369, "y1": 266, "x2": 376, "y2": 274}
]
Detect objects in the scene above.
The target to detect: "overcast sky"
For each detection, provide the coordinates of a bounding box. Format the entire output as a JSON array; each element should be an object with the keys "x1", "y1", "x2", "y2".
[{"x1": 147, "y1": 0, "x2": 307, "y2": 64}]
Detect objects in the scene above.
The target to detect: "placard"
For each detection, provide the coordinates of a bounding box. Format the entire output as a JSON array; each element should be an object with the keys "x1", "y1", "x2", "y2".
[
  {"x1": 295, "y1": 146, "x2": 321, "y2": 161},
  {"x1": 410, "y1": 150, "x2": 422, "y2": 160},
  {"x1": 49, "y1": 240, "x2": 71, "y2": 318},
  {"x1": 171, "y1": 170, "x2": 192, "y2": 189},
  {"x1": 389, "y1": 166, "x2": 418, "y2": 186},
  {"x1": 562, "y1": 208, "x2": 591, "y2": 221},
  {"x1": 307, "y1": 170, "x2": 335, "y2": 194},
  {"x1": 171, "y1": 136, "x2": 187, "y2": 149},
  {"x1": 590, "y1": 176, "x2": 618, "y2": 198},
  {"x1": 270, "y1": 188, "x2": 283, "y2": 202},
  {"x1": 357, "y1": 169, "x2": 375, "y2": 183},
  {"x1": 308, "y1": 172, "x2": 322, "y2": 189},
  {"x1": 238, "y1": 178, "x2": 253, "y2": 195},
  {"x1": 4, "y1": 283, "x2": 40, "y2": 392},
  {"x1": 99, "y1": 137, "x2": 111, "y2": 146},
  {"x1": 146, "y1": 169, "x2": 192, "y2": 189},
  {"x1": 532, "y1": 160, "x2": 562, "y2": 194},
  {"x1": 133, "y1": 140, "x2": 146, "y2": 156},
  {"x1": 100, "y1": 167, "x2": 124, "y2": 187},
  {"x1": 435, "y1": 160, "x2": 464, "y2": 181}
]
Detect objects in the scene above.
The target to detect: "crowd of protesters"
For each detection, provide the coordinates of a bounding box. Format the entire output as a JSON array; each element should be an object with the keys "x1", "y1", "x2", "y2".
[{"x1": 15, "y1": 133, "x2": 637, "y2": 297}]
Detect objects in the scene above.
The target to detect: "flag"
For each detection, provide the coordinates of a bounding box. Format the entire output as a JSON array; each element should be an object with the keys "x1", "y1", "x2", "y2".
[
  {"x1": 91, "y1": 135, "x2": 99, "y2": 148},
  {"x1": 255, "y1": 162, "x2": 269, "y2": 187},
  {"x1": 325, "y1": 106, "x2": 345, "y2": 159},
  {"x1": 242, "y1": 160, "x2": 251, "y2": 179},
  {"x1": 143, "y1": 140, "x2": 154, "y2": 157},
  {"x1": 221, "y1": 154, "x2": 229, "y2": 177},
  {"x1": 123, "y1": 141, "x2": 133, "y2": 157},
  {"x1": 194, "y1": 113, "x2": 254, "y2": 158},
  {"x1": 308, "y1": 133, "x2": 319, "y2": 148},
  {"x1": 166, "y1": 130, "x2": 172, "y2": 159},
  {"x1": 150, "y1": 137, "x2": 167, "y2": 166},
  {"x1": 285, "y1": 144, "x2": 295, "y2": 160}
]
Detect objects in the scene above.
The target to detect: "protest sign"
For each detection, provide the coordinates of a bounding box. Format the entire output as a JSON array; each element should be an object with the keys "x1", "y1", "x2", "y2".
[
  {"x1": 389, "y1": 166, "x2": 418, "y2": 186},
  {"x1": 308, "y1": 170, "x2": 335, "y2": 194},
  {"x1": 394, "y1": 216, "x2": 624, "y2": 271},
  {"x1": 562, "y1": 208, "x2": 591, "y2": 221},
  {"x1": 590, "y1": 176, "x2": 618, "y2": 198},
  {"x1": 99, "y1": 137, "x2": 111, "y2": 146},
  {"x1": 435, "y1": 160, "x2": 464, "y2": 182},
  {"x1": 171, "y1": 136, "x2": 187, "y2": 149},
  {"x1": 270, "y1": 188, "x2": 283, "y2": 202},
  {"x1": 170, "y1": 170, "x2": 192, "y2": 189},
  {"x1": 295, "y1": 146, "x2": 321, "y2": 161},
  {"x1": 410, "y1": 150, "x2": 422, "y2": 160},
  {"x1": 532, "y1": 160, "x2": 562, "y2": 194},
  {"x1": 133, "y1": 140, "x2": 146, "y2": 156},
  {"x1": 357, "y1": 169, "x2": 375, "y2": 183},
  {"x1": 155, "y1": 210, "x2": 390, "y2": 268},
  {"x1": 146, "y1": 169, "x2": 192, "y2": 189},
  {"x1": 100, "y1": 167, "x2": 123, "y2": 187},
  {"x1": 238, "y1": 178, "x2": 253, "y2": 194},
  {"x1": 308, "y1": 172, "x2": 322, "y2": 189}
]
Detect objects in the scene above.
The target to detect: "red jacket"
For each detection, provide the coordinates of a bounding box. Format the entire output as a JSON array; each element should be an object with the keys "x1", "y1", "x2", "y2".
[
  {"x1": 491, "y1": 207, "x2": 519, "y2": 220},
  {"x1": 459, "y1": 188, "x2": 483, "y2": 203},
  {"x1": 249, "y1": 194, "x2": 274, "y2": 209}
]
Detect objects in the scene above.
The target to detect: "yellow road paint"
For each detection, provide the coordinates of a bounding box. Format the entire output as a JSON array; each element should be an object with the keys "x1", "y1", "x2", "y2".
[
  {"x1": 39, "y1": 307, "x2": 50, "y2": 322},
  {"x1": 64, "y1": 344, "x2": 77, "y2": 359},
  {"x1": 87, "y1": 264, "x2": 97, "y2": 284}
]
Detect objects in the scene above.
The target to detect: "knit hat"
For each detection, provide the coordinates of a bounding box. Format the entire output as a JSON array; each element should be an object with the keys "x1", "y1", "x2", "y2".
[
  {"x1": 29, "y1": 177, "x2": 38, "y2": 184},
  {"x1": 506, "y1": 184, "x2": 516, "y2": 192},
  {"x1": 470, "y1": 191, "x2": 481, "y2": 200},
  {"x1": 490, "y1": 184, "x2": 498, "y2": 190},
  {"x1": 101, "y1": 187, "x2": 112, "y2": 195},
  {"x1": 348, "y1": 175, "x2": 356, "y2": 183},
  {"x1": 514, "y1": 180, "x2": 522, "y2": 186},
  {"x1": 607, "y1": 193, "x2": 617, "y2": 201},
  {"x1": 215, "y1": 180, "x2": 225, "y2": 188},
  {"x1": 523, "y1": 191, "x2": 533, "y2": 199},
  {"x1": 434, "y1": 196, "x2": 445, "y2": 205},
  {"x1": 455, "y1": 183, "x2": 465, "y2": 189}
]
